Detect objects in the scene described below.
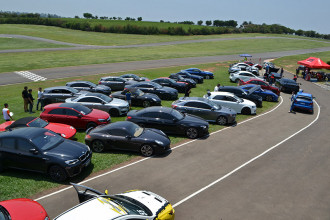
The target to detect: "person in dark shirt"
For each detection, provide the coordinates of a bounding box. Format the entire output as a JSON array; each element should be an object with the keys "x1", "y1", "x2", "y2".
[
  {"x1": 22, "y1": 86, "x2": 29, "y2": 112},
  {"x1": 125, "y1": 90, "x2": 132, "y2": 109},
  {"x1": 27, "y1": 89, "x2": 35, "y2": 114}
]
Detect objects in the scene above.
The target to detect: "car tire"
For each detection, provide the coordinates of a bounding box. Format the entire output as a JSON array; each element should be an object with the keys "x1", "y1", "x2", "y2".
[
  {"x1": 109, "y1": 108, "x2": 119, "y2": 117},
  {"x1": 235, "y1": 78, "x2": 239, "y2": 83},
  {"x1": 186, "y1": 127, "x2": 199, "y2": 139},
  {"x1": 49, "y1": 165, "x2": 67, "y2": 182},
  {"x1": 205, "y1": 75, "x2": 210, "y2": 79},
  {"x1": 91, "y1": 140, "x2": 105, "y2": 153},
  {"x1": 216, "y1": 116, "x2": 227, "y2": 125},
  {"x1": 142, "y1": 100, "x2": 151, "y2": 108},
  {"x1": 140, "y1": 144, "x2": 154, "y2": 157},
  {"x1": 241, "y1": 107, "x2": 251, "y2": 115},
  {"x1": 87, "y1": 122, "x2": 97, "y2": 130},
  {"x1": 266, "y1": 95, "x2": 273, "y2": 102}
]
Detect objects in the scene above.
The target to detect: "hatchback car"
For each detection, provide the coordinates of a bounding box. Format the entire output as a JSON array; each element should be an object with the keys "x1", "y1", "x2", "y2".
[
  {"x1": 127, "y1": 106, "x2": 209, "y2": 139},
  {"x1": 152, "y1": 77, "x2": 189, "y2": 93},
  {"x1": 240, "y1": 84, "x2": 278, "y2": 102},
  {"x1": 0, "y1": 127, "x2": 92, "y2": 181},
  {"x1": 98, "y1": 76, "x2": 127, "y2": 91},
  {"x1": 125, "y1": 82, "x2": 178, "y2": 100},
  {"x1": 183, "y1": 68, "x2": 214, "y2": 79},
  {"x1": 238, "y1": 78, "x2": 280, "y2": 96},
  {"x1": 66, "y1": 81, "x2": 111, "y2": 95},
  {"x1": 172, "y1": 97, "x2": 236, "y2": 125},
  {"x1": 40, "y1": 103, "x2": 111, "y2": 130},
  {"x1": 66, "y1": 92, "x2": 129, "y2": 117},
  {"x1": 85, "y1": 121, "x2": 170, "y2": 156},
  {"x1": 54, "y1": 183, "x2": 175, "y2": 220},
  {"x1": 175, "y1": 70, "x2": 204, "y2": 83},
  {"x1": 275, "y1": 78, "x2": 300, "y2": 93},
  {"x1": 217, "y1": 86, "x2": 263, "y2": 107},
  {"x1": 169, "y1": 73, "x2": 197, "y2": 88},
  {"x1": 41, "y1": 86, "x2": 87, "y2": 105},
  {"x1": 111, "y1": 88, "x2": 161, "y2": 108},
  {"x1": 292, "y1": 91, "x2": 314, "y2": 113}
]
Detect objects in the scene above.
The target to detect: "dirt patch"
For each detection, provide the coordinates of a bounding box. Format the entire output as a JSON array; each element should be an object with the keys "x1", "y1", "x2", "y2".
[{"x1": 202, "y1": 67, "x2": 216, "y2": 72}]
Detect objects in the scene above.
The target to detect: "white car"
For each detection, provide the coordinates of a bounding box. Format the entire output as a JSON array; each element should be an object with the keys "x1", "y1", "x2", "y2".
[
  {"x1": 55, "y1": 183, "x2": 175, "y2": 220},
  {"x1": 229, "y1": 71, "x2": 261, "y2": 83},
  {"x1": 203, "y1": 92, "x2": 256, "y2": 115}
]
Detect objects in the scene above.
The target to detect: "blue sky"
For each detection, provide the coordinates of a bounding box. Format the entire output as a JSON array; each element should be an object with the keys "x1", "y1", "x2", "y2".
[{"x1": 2, "y1": 0, "x2": 330, "y2": 34}]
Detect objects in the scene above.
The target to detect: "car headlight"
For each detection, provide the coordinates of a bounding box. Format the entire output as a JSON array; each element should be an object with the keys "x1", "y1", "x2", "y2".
[
  {"x1": 155, "y1": 140, "x2": 164, "y2": 145},
  {"x1": 61, "y1": 133, "x2": 66, "y2": 138},
  {"x1": 65, "y1": 159, "x2": 79, "y2": 165},
  {"x1": 98, "y1": 119, "x2": 106, "y2": 122},
  {"x1": 200, "y1": 125, "x2": 207, "y2": 129},
  {"x1": 152, "y1": 98, "x2": 158, "y2": 101},
  {"x1": 86, "y1": 146, "x2": 90, "y2": 152}
]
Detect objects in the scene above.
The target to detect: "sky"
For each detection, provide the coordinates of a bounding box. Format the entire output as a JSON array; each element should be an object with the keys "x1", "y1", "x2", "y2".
[{"x1": 2, "y1": 0, "x2": 330, "y2": 34}]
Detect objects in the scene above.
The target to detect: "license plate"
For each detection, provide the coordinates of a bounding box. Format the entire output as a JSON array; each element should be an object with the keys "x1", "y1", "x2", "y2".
[{"x1": 85, "y1": 158, "x2": 91, "y2": 167}]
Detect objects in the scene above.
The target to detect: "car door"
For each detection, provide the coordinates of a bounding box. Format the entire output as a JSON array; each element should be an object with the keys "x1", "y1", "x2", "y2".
[
  {"x1": 140, "y1": 112, "x2": 163, "y2": 130},
  {"x1": 108, "y1": 129, "x2": 138, "y2": 152},
  {"x1": 0, "y1": 137, "x2": 18, "y2": 169},
  {"x1": 182, "y1": 101, "x2": 204, "y2": 118},
  {"x1": 47, "y1": 108, "x2": 66, "y2": 124},
  {"x1": 223, "y1": 96, "x2": 241, "y2": 113},
  {"x1": 159, "y1": 112, "x2": 179, "y2": 134},
  {"x1": 114, "y1": 78, "x2": 126, "y2": 90},
  {"x1": 194, "y1": 102, "x2": 213, "y2": 120},
  {"x1": 58, "y1": 89, "x2": 74, "y2": 102},
  {"x1": 64, "y1": 108, "x2": 84, "y2": 129}
]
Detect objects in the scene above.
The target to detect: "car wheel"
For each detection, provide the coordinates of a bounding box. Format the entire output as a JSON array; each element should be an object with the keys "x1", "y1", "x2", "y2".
[
  {"x1": 140, "y1": 144, "x2": 154, "y2": 157},
  {"x1": 241, "y1": 107, "x2": 251, "y2": 115},
  {"x1": 92, "y1": 140, "x2": 105, "y2": 153},
  {"x1": 216, "y1": 116, "x2": 227, "y2": 125},
  {"x1": 205, "y1": 75, "x2": 210, "y2": 79},
  {"x1": 87, "y1": 122, "x2": 97, "y2": 130},
  {"x1": 266, "y1": 95, "x2": 273, "y2": 102},
  {"x1": 235, "y1": 78, "x2": 239, "y2": 83},
  {"x1": 142, "y1": 100, "x2": 150, "y2": 108},
  {"x1": 49, "y1": 165, "x2": 67, "y2": 182},
  {"x1": 186, "y1": 127, "x2": 199, "y2": 139},
  {"x1": 109, "y1": 108, "x2": 119, "y2": 117}
]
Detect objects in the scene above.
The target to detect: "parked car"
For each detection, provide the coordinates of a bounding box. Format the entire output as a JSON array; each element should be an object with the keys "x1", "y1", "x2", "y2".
[
  {"x1": 238, "y1": 78, "x2": 280, "y2": 95},
  {"x1": 85, "y1": 121, "x2": 170, "y2": 156},
  {"x1": 120, "y1": 74, "x2": 147, "y2": 82},
  {"x1": 229, "y1": 63, "x2": 259, "y2": 76},
  {"x1": 0, "y1": 116, "x2": 76, "y2": 139},
  {"x1": 98, "y1": 76, "x2": 127, "y2": 91},
  {"x1": 244, "y1": 61, "x2": 262, "y2": 70},
  {"x1": 125, "y1": 82, "x2": 178, "y2": 100},
  {"x1": 182, "y1": 68, "x2": 214, "y2": 79},
  {"x1": 240, "y1": 84, "x2": 279, "y2": 102},
  {"x1": 217, "y1": 86, "x2": 263, "y2": 107},
  {"x1": 152, "y1": 77, "x2": 189, "y2": 93},
  {"x1": 168, "y1": 73, "x2": 197, "y2": 88},
  {"x1": 0, "y1": 198, "x2": 49, "y2": 220},
  {"x1": 66, "y1": 81, "x2": 111, "y2": 95},
  {"x1": 54, "y1": 183, "x2": 175, "y2": 220},
  {"x1": 127, "y1": 106, "x2": 209, "y2": 139},
  {"x1": 175, "y1": 70, "x2": 204, "y2": 83},
  {"x1": 40, "y1": 103, "x2": 111, "y2": 130},
  {"x1": 229, "y1": 71, "x2": 261, "y2": 83},
  {"x1": 172, "y1": 97, "x2": 236, "y2": 125},
  {"x1": 0, "y1": 127, "x2": 92, "y2": 181},
  {"x1": 292, "y1": 91, "x2": 314, "y2": 114},
  {"x1": 204, "y1": 92, "x2": 257, "y2": 115},
  {"x1": 111, "y1": 88, "x2": 161, "y2": 108},
  {"x1": 65, "y1": 92, "x2": 129, "y2": 117},
  {"x1": 275, "y1": 78, "x2": 300, "y2": 93},
  {"x1": 41, "y1": 86, "x2": 86, "y2": 105},
  {"x1": 266, "y1": 72, "x2": 282, "y2": 82}
]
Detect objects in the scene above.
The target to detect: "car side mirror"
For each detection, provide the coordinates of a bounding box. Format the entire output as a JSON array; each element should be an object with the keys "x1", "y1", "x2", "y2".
[
  {"x1": 29, "y1": 149, "x2": 38, "y2": 154},
  {"x1": 125, "y1": 135, "x2": 132, "y2": 139},
  {"x1": 173, "y1": 118, "x2": 178, "y2": 122},
  {"x1": 211, "y1": 108, "x2": 215, "y2": 111},
  {"x1": 77, "y1": 114, "x2": 82, "y2": 118}
]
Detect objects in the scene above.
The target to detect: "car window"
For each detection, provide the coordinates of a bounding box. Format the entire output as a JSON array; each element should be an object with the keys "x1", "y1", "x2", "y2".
[
  {"x1": 213, "y1": 95, "x2": 225, "y2": 100},
  {"x1": 109, "y1": 129, "x2": 128, "y2": 136},
  {"x1": 141, "y1": 112, "x2": 161, "y2": 118},
  {"x1": 27, "y1": 118, "x2": 48, "y2": 128},
  {"x1": 224, "y1": 96, "x2": 236, "y2": 102},
  {"x1": 160, "y1": 113, "x2": 175, "y2": 120},
  {"x1": 31, "y1": 131, "x2": 63, "y2": 151},
  {"x1": 59, "y1": 89, "x2": 72, "y2": 94},
  {"x1": 17, "y1": 139, "x2": 34, "y2": 152},
  {"x1": 65, "y1": 109, "x2": 80, "y2": 116},
  {"x1": 184, "y1": 102, "x2": 198, "y2": 107},
  {"x1": 78, "y1": 97, "x2": 103, "y2": 103},
  {"x1": 198, "y1": 102, "x2": 212, "y2": 109},
  {"x1": 48, "y1": 108, "x2": 64, "y2": 115},
  {"x1": 0, "y1": 138, "x2": 15, "y2": 150}
]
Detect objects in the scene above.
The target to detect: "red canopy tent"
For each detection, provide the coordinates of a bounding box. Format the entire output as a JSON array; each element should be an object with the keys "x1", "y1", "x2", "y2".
[{"x1": 297, "y1": 57, "x2": 330, "y2": 69}]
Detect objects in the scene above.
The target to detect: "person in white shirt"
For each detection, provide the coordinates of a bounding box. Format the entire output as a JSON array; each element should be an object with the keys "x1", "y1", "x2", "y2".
[
  {"x1": 214, "y1": 83, "x2": 221, "y2": 92},
  {"x1": 36, "y1": 87, "x2": 44, "y2": 111},
  {"x1": 2, "y1": 103, "x2": 12, "y2": 121}
]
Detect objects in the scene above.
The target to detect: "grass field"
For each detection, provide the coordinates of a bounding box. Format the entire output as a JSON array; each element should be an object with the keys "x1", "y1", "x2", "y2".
[{"x1": 0, "y1": 37, "x2": 70, "y2": 50}]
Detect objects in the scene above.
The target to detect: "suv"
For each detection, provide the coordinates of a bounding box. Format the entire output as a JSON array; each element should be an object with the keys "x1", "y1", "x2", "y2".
[
  {"x1": 41, "y1": 86, "x2": 86, "y2": 106},
  {"x1": 66, "y1": 81, "x2": 111, "y2": 95},
  {"x1": 217, "y1": 86, "x2": 263, "y2": 107},
  {"x1": 98, "y1": 76, "x2": 127, "y2": 91}
]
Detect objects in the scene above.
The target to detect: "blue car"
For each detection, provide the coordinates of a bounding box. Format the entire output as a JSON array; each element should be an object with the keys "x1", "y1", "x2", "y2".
[
  {"x1": 292, "y1": 91, "x2": 314, "y2": 114},
  {"x1": 175, "y1": 70, "x2": 204, "y2": 83},
  {"x1": 183, "y1": 68, "x2": 214, "y2": 79},
  {"x1": 240, "y1": 84, "x2": 278, "y2": 102}
]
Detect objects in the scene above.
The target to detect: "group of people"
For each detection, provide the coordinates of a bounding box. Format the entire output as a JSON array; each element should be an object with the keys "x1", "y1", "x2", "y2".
[{"x1": 22, "y1": 86, "x2": 44, "y2": 114}]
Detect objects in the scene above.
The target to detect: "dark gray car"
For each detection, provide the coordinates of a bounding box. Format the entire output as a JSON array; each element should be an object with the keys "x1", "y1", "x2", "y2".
[
  {"x1": 66, "y1": 81, "x2": 111, "y2": 95},
  {"x1": 41, "y1": 86, "x2": 87, "y2": 105},
  {"x1": 172, "y1": 97, "x2": 236, "y2": 125},
  {"x1": 98, "y1": 76, "x2": 127, "y2": 91}
]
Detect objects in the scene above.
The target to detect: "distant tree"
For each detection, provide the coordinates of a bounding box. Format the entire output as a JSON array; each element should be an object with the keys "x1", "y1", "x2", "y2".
[
  {"x1": 117, "y1": 17, "x2": 122, "y2": 20},
  {"x1": 160, "y1": 20, "x2": 164, "y2": 23},
  {"x1": 83, "y1": 13, "x2": 93, "y2": 19},
  {"x1": 137, "y1": 17, "x2": 142, "y2": 21},
  {"x1": 112, "y1": 17, "x2": 117, "y2": 20},
  {"x1": 93, "y1": 15, "x2": 98, "y2": 19},
  {"x1": 125, "y1": 17, "x2": 131, "y2": 20},
  {"x1": 100, "y1": 16, "x2": 108, "y2": 20},
  {"x1": 295, "y1": 29, "x2": 304, "y2": 36},
  {"x1": 74, "y1": 15, "x2": 79, "y2": 19},
  {"x1": 205, "y1": 20, "x2": 212, "y2": 26},
  {"x1": 178, "y1": 21, "x2": 194, "y2": 25},
  {"x1": 197, "y1": 20, "x2": 203, "y2": 25}
]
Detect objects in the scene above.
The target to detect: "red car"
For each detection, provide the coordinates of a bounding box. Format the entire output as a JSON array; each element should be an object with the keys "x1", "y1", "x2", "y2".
[
  {"x1": 0, "y1": 117, "x2": 76, "y2": 139},
  {"x1": 0, "y1": 198, "x2": 49, "y2": 220},
  {"x1": 244, "y1": 61, "x2": 262, "y2": 70},
  {"x1": 238, "y1": 78, "x2": 280, "y2": 95},
  {"x1": 40, "y1": 103, "x2": 111, "y2": 130}
]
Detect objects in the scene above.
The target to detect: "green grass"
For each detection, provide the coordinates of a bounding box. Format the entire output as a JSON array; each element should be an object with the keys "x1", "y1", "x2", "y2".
[
  {"x1": 1, "y1": 38, "x2": 330, "y2": 73},
  {"x1": 0, "y1": 37, "x2": 70, "y2": 50},
  {"x1": 0, "y1": 62, "x2": 277, "y2": 200}
]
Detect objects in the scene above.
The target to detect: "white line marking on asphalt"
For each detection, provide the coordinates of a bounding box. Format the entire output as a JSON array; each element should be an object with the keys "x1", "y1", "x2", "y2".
[
  {"x1": 172, "y1": 100, "x2": 320, "y2": 208},
  {"x1": 15, "y1": 71, "x2": 47, "y2": 82},
  {"x1": 35, "y1": 97, "x2": 283, "y2": 201}
]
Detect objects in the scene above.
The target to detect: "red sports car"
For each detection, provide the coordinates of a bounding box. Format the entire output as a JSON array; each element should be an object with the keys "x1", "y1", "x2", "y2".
[
  {"x1": 40, "y1": 103, "x2": 111, "y2": 130},
  {"x1": 238, "y1": 78, "x2": 280, "y2": 95},
  {"x1": 0, "y1": 198, "x2": 49, "y2": 220},
  {"x1": 0, "y1": 117, "x2": 76, "y2": 139}
]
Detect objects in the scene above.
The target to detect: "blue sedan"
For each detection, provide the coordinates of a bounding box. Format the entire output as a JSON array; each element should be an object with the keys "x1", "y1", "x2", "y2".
[
  {"x1": 292, "y1": 91, "x2": 314, "y2": 114},
  {"x1": 183, "y1": 68, "x2": 214, "y2": 79},
  {"x1": 240, "y1": 84, "x2": 278, "y2": 102}
]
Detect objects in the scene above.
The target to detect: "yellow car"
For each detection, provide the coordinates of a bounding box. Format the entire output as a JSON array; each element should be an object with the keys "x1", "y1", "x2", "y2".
[{"x1": 54, "y1": 183, "x2": 175, "y2": 220}]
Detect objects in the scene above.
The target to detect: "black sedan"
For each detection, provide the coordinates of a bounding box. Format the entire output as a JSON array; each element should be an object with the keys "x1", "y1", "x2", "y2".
[
  {"x1": 152, "y1": 77, "x2": 189, "y2": 93},
  {"x1": 41, "y1": 86, "x2": 87, "y2": 105},
  {"x1": 275, "y1": 78, "x2": 300, "y2": 93},
  {"x1": 126, "y1": 106, "x2": 209, "y2": 139},
  {"x1": 217, "y1": 86, "x2": 263, "y2": 107},
  {"x1": 125, "y1": 82, "x2": 178, "y2": 100},
  {"x1": 66, "y1": 81, "x2": 111, "y2": 95},
  {"x1": 0, "y1": 127, "x2": 92, "y2": 182},
  {"x1": 85, "y1": 121, "x2": 170, "y2": 156},
  {"x1": 169, "y1": 73, "x2": 197, "y2": 88},
  {"x1": 120, "y1": 74, "x2": 147, "y2": 82},
  {"x1": 111, "y1": 88, "x2": 161, "y2": 108},
  {"x1": 175, "y1": 71, "x2": 204, "y2": 83}
]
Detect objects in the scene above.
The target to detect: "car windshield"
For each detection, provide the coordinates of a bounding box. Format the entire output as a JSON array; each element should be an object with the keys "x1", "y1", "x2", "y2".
[
  {"x1": 31, "y1": 131, "x2": 63, "y2": 151},
  {"x1": 97, "y1": 93, "x2": 112, "y2": 103},
  {"x1": 27, "y1": 118, "x2": 48, "y2": 128},
  {"x1": 205, "y1": 99, "x2": 220, "y2": 110},
  {"x1": 172, "y1": 109, "x2": 184, "y2": 120},
  {"x1": 67, "y1": 87, "x2": 79, "y2": 93},
  {"x1": 233, "y1": 95, "x2": 243, "y2": 102},
  {"x1": 168, "y1": 79, "x2": 176, "y2": 83},
  {"x1": 296, "y1": 95, "x2": 312, "y2": 101},
  {"x1": 104, "y1": 196, "x2": 151, "y2": 216},
  {"x1": 150, "y1": 82, "x2": 162, "y2": 89},
  {"x1": 134, "y1": 89, "x2": 144, "y2": 96},
  {"x1": 73, "y1": 104, "x2": 92, "y2": 115}
]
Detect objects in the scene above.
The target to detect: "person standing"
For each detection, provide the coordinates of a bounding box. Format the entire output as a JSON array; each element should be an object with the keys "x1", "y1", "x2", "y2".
[
  {"x1": 289, "y1": 91, "x2": 296, "y2": 114},
  {"x1": 36, "y1": 87, "x2": 44, "y2": 111},
  {"x1": 27, "y1": 89, "x2": 35, "y2": 114},
  {"x1": 280, "y1": 67, "x2": 284, "y2": 78},
  {"x1": 2, "y1": 103, "x2": 13, "y2": 121},
  {"x1": 270, "y1": 74, "x2": 275, "y2": 85},
  {"x1": 125, "y1": 90, "x2": 132, "y2": 109},
  {"x1": 184, "y1": 86, "x2": 191, "y2": 98},
  {"x1": 22, "y1": 86, "x2": 29, "y2": 112},
  {"x1": 214, "y1": 83, "x2": 221, "y2": 92},
  {"x1": 293, "y1": 75, "x2": 297, "y2": 82}
]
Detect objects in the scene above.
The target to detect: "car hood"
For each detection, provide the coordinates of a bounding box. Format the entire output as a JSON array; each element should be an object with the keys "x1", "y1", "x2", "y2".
[
  {"x1": 45, "y1": 123, "x2": 76, "y2": 139},
  {"x1": 45, "y1": 140, "x2": 89, "y2": 160},
  {"x1": 106, "y1": 98, "x2": 129, "y2": 107},
  {"x1": 161, "y1": 86, "x2": 178, "y2": 93},
  {"x1": 141, "y1": 128, "x2": 170, "y2": 146},
  {"x1": 140, "y1": 93, "x2": 161, "y2": 101},
  {"x1": 87, "y1": 109, "x2": 110, "y2": 120},
  {"x1": 1, "y1": 199, "x2": 48, "y2": 220}
]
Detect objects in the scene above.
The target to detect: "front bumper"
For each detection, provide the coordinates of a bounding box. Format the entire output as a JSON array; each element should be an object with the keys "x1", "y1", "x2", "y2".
[{"x1": 65, "y1": 151, "x2": 92, "y2": 177}]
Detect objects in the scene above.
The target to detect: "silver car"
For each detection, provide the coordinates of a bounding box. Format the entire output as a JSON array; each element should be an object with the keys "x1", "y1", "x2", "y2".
[{"x1": 65, "y1": 92, "x2": 129, "y2": 117}]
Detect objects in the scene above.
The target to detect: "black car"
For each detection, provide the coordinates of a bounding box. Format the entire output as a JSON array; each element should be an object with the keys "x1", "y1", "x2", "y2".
[
  {"x1": 120, "y1": 74, "x2": 147, "y2": 82},
  {"x1": 217, "y1": 86, "x2": 263, "y2": 107},
  {"x1": 0, "y1": 127, "x2": 91, "y2": 182},
  {"x1": 169, "y1": 73, "x2": 197, "y2": 88},
  {"x1": 66, "y1": 81, "x2": 111, "y2": 95},
  {"x1": 175, "y1": 71, "x2": 204, "y2": 83},
  {"x1": 275, "y1": 78, "x2": 300, "y2": 93},
  {"x1": 172, "y1": 97, "x2": 236, "y2": 125},
  {"x1": 98, "y1": 76, "x2": 127, "y2": 91},
  {"x1": 85, "y1": 121, "x2": 170, "y2": 156},
  {"x1": 125, "y1": 82, "x2": 178, "y2": 100},
  {"x1": 41, "y1": 86, "x2": 86, "y2": 105},
  {"x1": 266, "y1": 72, "x2": 282, "y2": 82},
  {"x1": 111, "y1": 88, "x2": 161, "y2": 108},
  {"x1": 152, "y1": 77, "x2": 189, "y2": 93},
  {"x1": 126, "y1": 106, "x2": 209, "y2": 139}
]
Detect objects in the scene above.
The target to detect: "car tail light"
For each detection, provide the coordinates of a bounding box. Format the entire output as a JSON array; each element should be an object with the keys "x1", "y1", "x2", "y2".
[
  {"x1": 172, "y1": 104, "x2": 177, "y2": 109},
  {"x1": 127, "y1": 116, "x2": 132, "y2": 120},
  {"x1": 309, "y1": 103, "x2": 313, "y2": 106},
  {"x1": 86, "y1": 134, "x2": 91, "y2": 139},
  {"x1": 294, "y1": 100, "x2": 297, "y2": 103},
  {"x1": 98, "y1": 82, "x2": 101, "y2": 84}
]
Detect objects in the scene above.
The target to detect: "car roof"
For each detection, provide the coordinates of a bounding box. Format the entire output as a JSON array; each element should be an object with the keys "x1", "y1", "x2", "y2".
[
  {"x1": 210, "y1": 91, "x2": 235, "y2": 96},
  {"x1": 219, "y1": 86, "x2": 243, "y2": 90},
  {"x1": 44, "y1": 86, "x2": 73, "y2": 90},
  {"x1": 0, "y1": 127, "x2": 47, "y2": 139},
  {"x1": 6, "y1": 117, "x2": 36, "y2": 128},
  {"x1": 58, "y1": 103, "x2": 85, "y2": 109},
  {"x1": 67, "y1": 81, "x2": 93, "y2": 84},
  {"x1": 138, "y1": 106, "x2": 172, "y2": 114},
  {"x1": 297, "y1": 92, "x2": 312, "y2": 97},
  {"x1": 179, "y1": 97, "x2": 208, "y2": 102}
]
